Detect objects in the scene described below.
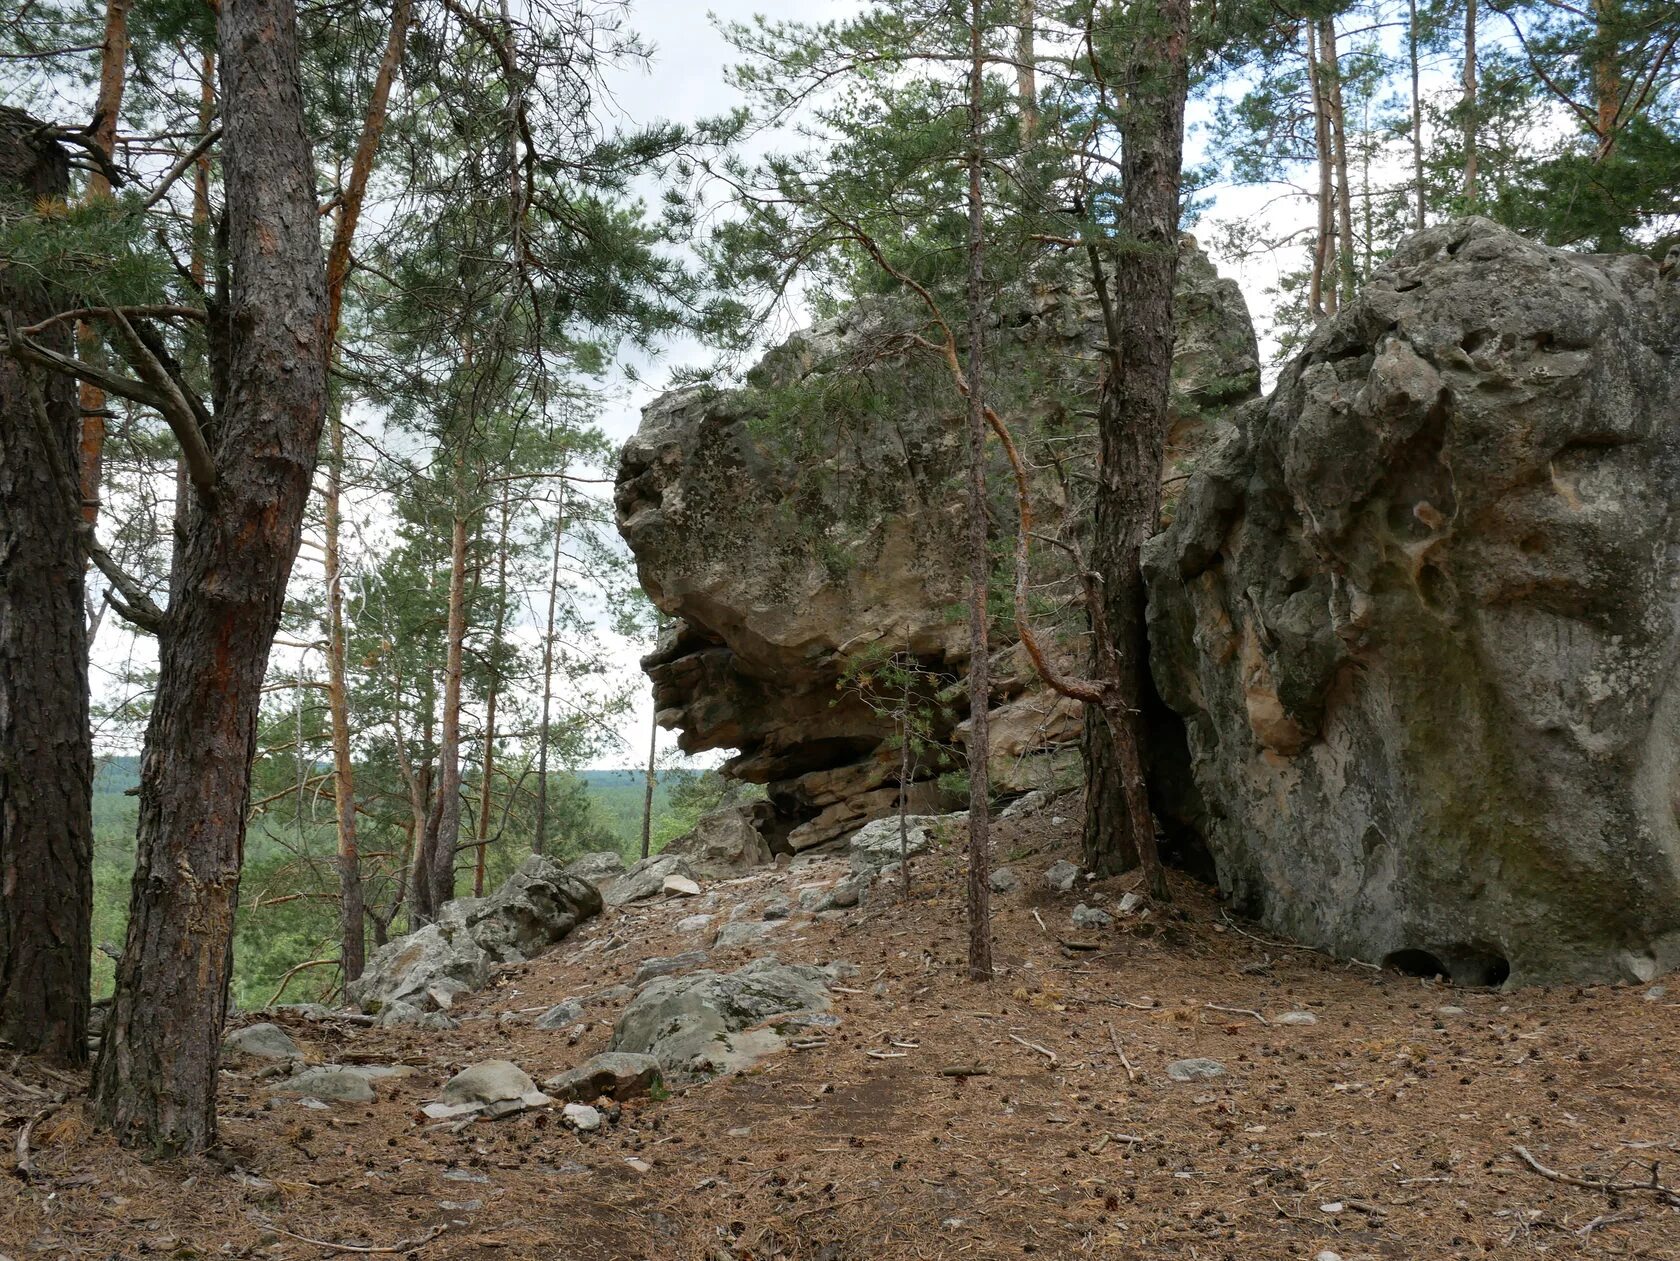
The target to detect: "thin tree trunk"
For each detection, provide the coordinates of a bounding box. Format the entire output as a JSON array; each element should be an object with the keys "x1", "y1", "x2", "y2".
[
  {"x1": 533, "y1": 502, "x2": 563, "y2": 854},
  {"x1": 1080, "y1": 0, "x2": 1188, "y2": 903},
  {"x1": 1016, "y1": 0, "x2": 1037, "y2": 143},
  {"x1": 1409, "y1": 0, "x2": 1426, "y2": 230},
  {"x1": 323, "y1": 400, "x2": 363, "y2": 981},
  {"x1": 430, "y1": 485, "x2": 469, "y2": 915},
  {"x1": 1591, "y1": 0, "x2": 1621, "y2": 154},
  {"x1": 91, "y1": 0, "x2": 329, "y2": 1154},
  {"x1": 75, "y1": 0, "x2": 132, "y2": 532},
  {"x1": 474, "y1": 492, "x2": 511, "y2": 895},
  {"x1": 964, "y1": 0, "x2": 993, "y2": 983},
  {"x1": 1305, "y1": 22, "x2": 1336, "y2": 319},
  {"x1": 319, "y1": 0, "x2": 409, "y2": 977},
  {"x1": 640, "y1": 695, "x2": 657, "y2": 861},
  {"x1": 1319, "y1": 17, "x2": 1357, "y2": 304},
  {"x1": 899, "y1": 657, "x2": 913, "y2": 903},
  {"x1": 0, "y1": 118, "x2": 93, "y2": 1067},
  {"x1": 1463, "y1": 0, "x2": 1479, "y2": 204}
]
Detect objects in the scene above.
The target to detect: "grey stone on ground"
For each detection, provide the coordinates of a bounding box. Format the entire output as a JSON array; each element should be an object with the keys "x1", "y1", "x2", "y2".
[
  {"x1": 822, "y1": 879, "x2": 861, "y2": 910},
  {"x1": 604, "y1": 853, "x2": 701, "y2": 906},
  {"x1": 848, "y1": 812, "x2": 968, "y2": 876},
  {"x1": 714, "y1": 920, "x2": 779, "y2": 950},
  {"x1": 988, "y1": 868, "x2": 1020, "y2": 894},
  {"x1": 222, "y1": 1022, "x2": 301, "y2": 1064},
  {"x1": 543, "y1": 1052, "x2": 663, "y2": 1102},
  {"x1": 1166, "y1": 1058, "x2": 1228, "y2": 1083},
  {"x1": 661, "y1": 803, "x2": 773, "y2": 878},
  {"x1": 348, "y1": 855, "x2": 600, "y2": 1014},
  {"x1": 534, "y1": 998, "x2": 584, "y2": 1031},
  {"x1": 1071, "y1": 903, "x2": 1112, "y2": 930},
  {"x1": 586, "y1": 984, "x2": 634, "y2": 1006},
  {"x1": 675, "y1": 913, "x2": 715, "y2": 934},
  {"x1": 375, "y1": 1000, "x2": 458, "y2": 1030},
  {"x1": 1044, "y1": 860, "x2": 1080, "y2": 893},
  {"x1": 562, "y1": 1102, "x2": 602, "y2": 1132},
  {"x1": 563, "y1": 851, "x2": 627, "y2": 889},
  {"x1": 440, "y1": 1060, "x2": 549, "y2": 1112},
  {"x1": 1118, "y1": 891, "x2": 1146, "y2": 914},
  {"x1": 1144, "y1": 218, "x2": 1680, "y2": 986},
  {"x1": 1646, "y1": 985, "x2": 1669, "y2": 1002},
  {"x1": 999, "y1": 790, "x2": 1052, "y2": 820},
  {"x1": 634, "y1": 950, "x2": 710, "y2": 985},
  {"x1": 761, "y1": 896, "x2": 792, "y2": 921},
  {"x1": 269, "y1": 1064, "x2": 411, "y2": 1103},
  {"x1": 610, "y1": 959, "x2": 833, "y2": 1081},
  {"x1": 1273, "y1": 1010, "x2": 1319, "y2": 1026}
]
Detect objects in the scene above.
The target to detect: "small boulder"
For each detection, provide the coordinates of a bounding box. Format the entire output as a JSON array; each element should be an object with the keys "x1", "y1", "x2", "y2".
[
  {"x1": 1167, "y1": 1058, "x2": 1228, "y2": 1082},
  {"x1": 543, "y1": 1051, "x2": 662, "y2": 1102},
  {"x1": 534, "y1": 998, "x2": 584, "y2": 1031},
  {"x1": 660, "y1": 803, "x2": 773, "y2": 878},
  {"x1": 269, "y1": 1065, "x2": 408, "y2": 1103},
  {"x1": 1273, "y1": 1010, "x2": 1319, "y2": 1026},
  {"x1": 1117, "y1": 891, "x2": 1146, "y2": 915},
  {"x1": 1000, "y1": 790, "x2": 1051, "y2": 820},
  {"x1": 222, "y1": 1022, "x2": 301, "y2": 1064},
  {"x1": 1044, "y1": 860, "x2": 1081, "y2": 893},
  {"x1": 1071, "y1": 903, "x2": 1112, "y2": 930},
  {"x1": 634, "y1": 951, "x2": 710, "y2": 985},
  {"x1": 563, "y1": 851, "x2": 627, "y2": 889},
  {"x1": 761, "y1": 896, "x2": 792, "y2": 921},
  {"x1": 662, "y1": 873, "x2": 702, "y2": 897},
  {"x1": 611, "y1": 959, "x2": 833, "y2": 1082},
  {"x1": 988, "y1": 867, "x2": 1020, "y2": 894},
  {"x1": 675, "y1": 913, "x2": 715, "y2": 934},
  {"x1": 438, "y1": 1060, "x2": 549, "y2": 1117},
  {"x1": 605, "y1": 853, "x2": 701, "y2": 906},
  {"x1": 561, "y1": 1102, "x2": 603, "y2": 1132},
  {"x1": 714, "y1": 920, "x2": 777, "y2": 950},
  {"x1": 848, "y1": 812, "x2": 968, "y2": 875}
]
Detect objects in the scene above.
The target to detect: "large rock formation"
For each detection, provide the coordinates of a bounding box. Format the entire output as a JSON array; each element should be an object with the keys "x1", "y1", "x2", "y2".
[
  {"x1": 617, "y1": 246, "x2": 1259, "y2": 850},
  {"x1": 1145, "y1": 219, "x2": 1680, "y2": 986}
]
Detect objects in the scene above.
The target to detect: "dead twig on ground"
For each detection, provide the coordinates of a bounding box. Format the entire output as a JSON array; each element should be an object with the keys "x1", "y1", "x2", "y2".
[
  {"x1": 1008, "y1": 1033, "x2": 1058, "y2": 1065},
  {"x1": 1512, "y1": 1146, "x2": 1680, "y2": 1207},
  {"x1": 1205, "y1": 1002, "x2": 1268, "y2": 1024},
  {"x1": 1106, "y1": 1021, "x2": 1140, "y2": 1082},
  {"x1": 268, "y1": 1222, "x2": 448, "y2": 1253}
]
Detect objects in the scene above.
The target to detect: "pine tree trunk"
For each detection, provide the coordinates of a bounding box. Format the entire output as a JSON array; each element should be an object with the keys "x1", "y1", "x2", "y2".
[
  {"x1": 1305, "y1": 22, "x2": 1336, "y2": 320},
  {"x1": 1319, "y1": 17, "x2": 1358, "y2": 305},
  {"x1": 1080, "y1": 0, "x2": 1189, "y2": 900},
  {"x1": 430, "y1": 497, "x2": 468, "y2": 915},
  {"x1": 640, "y1": 702, "x2": 657, "y2": 861},
  {"x1": 1409, "y1": 0, "x2": 1426, "y2": 231},
  {"x1": 964, "y1": 0, "x2": 993, "y2": 982},
  {"x1": 90, "y1": 0, "x2": 328, "y2": 1154},
  {"x1": 0, "y1": 117, "x2": 93, "y2": 1067},
  {"x1": 1463, "y1": 0, "x2": 1479, "y2": 204},
  {"x1": 474, "y1": 493, "x2": 510, "y2": 895},
  {"x1": 324, "y1": 402, "x2": 364, "y2": 982},
  {"x1": 76, "y1": 0, "x2": 132, "y2": 532},
  {"x1": 1016, "y1": 0, "x2": 1037, "y2": 143},
  {"x1": 533, "y1": 504, "x2": 563, "y2": 854}
]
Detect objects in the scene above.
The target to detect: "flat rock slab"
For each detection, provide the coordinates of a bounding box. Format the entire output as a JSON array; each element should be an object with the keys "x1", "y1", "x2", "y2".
[
  {"x1": 605, "y1": 854, "x2": 701, "y2": 906},
  {"x1": 268, "y1": 1064, "x2": 414, "y2": 1103},
  {"x1": 1167, "y1": 1058, "x2": 1228, "y2": 1083},
  {"x1": 544, "y1": 1052, "x2": 662, "y2": 1103},
  {"x1": 441, "y1": 1060, "x2": 548, "y2": 1109},
  {"x1": 222, "y1": 1022, "x2": 301, "y2": 1064}
]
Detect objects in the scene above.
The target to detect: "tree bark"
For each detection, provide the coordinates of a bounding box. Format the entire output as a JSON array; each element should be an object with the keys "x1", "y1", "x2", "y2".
[
  {"x1": 1016, "y1": 0, "x2": 1037, "y2": 144},
  {"x1": 640, "y1": 694, "x2": 657, "y2": 861},
  {"x1": 0, "y1": 116, "x2": 93, "y2": 1067},
  {"x1": 76, "y1": 0, "x2": 133, "y2": 532},
  {"x1": 324, "y1": 400, "x2": 364, "y2": 981},
  {"x1": 1079, "y1": 0, "x2": 1188, "y2": 901},
  {"x1": 90, "y1": 0, "x2": 328, "y2": 1154},
  {"x1": 1409, "y1": 0, "x2": 1427, "y2": 231},
  {"x1": 474, "y1": 491, "x2": 511, "y2": 895},
  {"x1": 428, "y1": 490, "x2": 469, "y2": 916},
  {"x1": 1319, "y1": 17, "x2": 1358, "y2": 305},
  {"x1": 533, "y1": 502, "x2": 563, "y2": 854},
  {"x1": 964, "y1": 0, "x2": 993, "y2": 983},
  {"x1": 1305, "y1": 22, "x2": 1336, "y2": 319},
  {"x1": 1463, "y1": 0, "x2": 1479, "y2": 205}
]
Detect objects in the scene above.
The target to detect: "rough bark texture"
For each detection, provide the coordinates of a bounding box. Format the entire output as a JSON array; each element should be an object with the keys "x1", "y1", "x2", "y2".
[
  {"x1": 90, "y1": 0, "x2": 328, "y2": 1154},
  {"x1": 0, "y1": 114, "x2": 93, "y2": 1066},
  {"x1": 1080, "y1": 0, "x2": 1189, "y2": 892},
  {"x1": 534, "y1": 507, "x2": 563, "y2": 854},
  {"x1": 963, "y1": 0, "x2": 992, "y2": 982},
  {"x1": 325, "y1": 406, "x2": 364, "y2": 981}
]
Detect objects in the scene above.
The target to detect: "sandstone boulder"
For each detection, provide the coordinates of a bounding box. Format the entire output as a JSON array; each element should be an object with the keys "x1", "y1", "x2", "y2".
[
  {"x1": 661, "y1": 803, "x2": 774, "y2": 877},
  {"x1": 617, "y1": 246, "x2": 1258, "y2": 851},
  {"x1": 1145, "y1": 218, "x2": 1680, "y2": 986},
  {"x1": 604, "y1": 853, "x2": 701, "y2": 906}
]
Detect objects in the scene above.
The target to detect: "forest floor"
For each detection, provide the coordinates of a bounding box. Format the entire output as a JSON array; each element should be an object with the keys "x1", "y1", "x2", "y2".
[{"x1": 3, "y1": 806, "x2": 1678, "y2": 1261}]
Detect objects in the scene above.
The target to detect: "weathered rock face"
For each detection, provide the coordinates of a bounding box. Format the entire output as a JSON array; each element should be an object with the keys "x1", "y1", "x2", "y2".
[
  {"x1": 1145, "y1": 219, "x2": 1680, "y2": 986},
  {"x1": 618, "y1": 246, "x2": 1259, "y2": 850}
]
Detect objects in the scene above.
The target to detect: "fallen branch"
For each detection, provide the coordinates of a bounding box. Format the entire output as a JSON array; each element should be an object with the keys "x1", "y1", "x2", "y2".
[
  {"x1": 1008, "y1": 1033, "x2": 1058, "y2": 1065},
  {"x1": 939, "y1": 1065, "x2": 990, "y2": 1077},
  {"x1": 1512, "y1": 1146, "x2": 1680, "y2": 1207},
  {"x1": 1205, "y1": 1003, "x2": 1268, "y2": 1025},
  {"x1": 268, "y1": 1223, "x2": 448, "y2": 1254},
  {"x1": 14, "y1": 1106, "x2": 52, "y2": 1180},
  {"x1": 1106, "y1": 1021, "x2": 1140, "y2": 1083}
]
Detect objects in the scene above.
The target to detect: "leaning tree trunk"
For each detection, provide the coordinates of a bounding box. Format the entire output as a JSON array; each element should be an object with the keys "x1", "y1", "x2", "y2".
[
  {"x1": 1080, "y1": 0, "x2": 1189, "y2": 897},
  {"x1": 0, "y1": 114, "x2": 93, "y2": 1066},
  {"x1": 90, "y1": 0, "x2": 328, "y2": 1155}
]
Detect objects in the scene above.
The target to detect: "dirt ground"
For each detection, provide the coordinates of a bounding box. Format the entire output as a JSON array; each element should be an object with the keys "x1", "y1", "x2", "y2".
[{"x1": 4, "y1": 808, "x2": 1678, "y2": 1260}]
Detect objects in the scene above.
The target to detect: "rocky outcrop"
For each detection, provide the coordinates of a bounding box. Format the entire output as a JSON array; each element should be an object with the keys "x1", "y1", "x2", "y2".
[
  {"x1": 1144, "y1": 219, "x2": 1680, "y2": 986},
  {"x1": 661, "y1": 803, "x2": 774, "y2": 877},
  {"x1": 348, "y1": 855, "x2": 600, "y2": 1013},
  {"x1": 618, "y1": 246, "x2": 1259, "y2": 851}
]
